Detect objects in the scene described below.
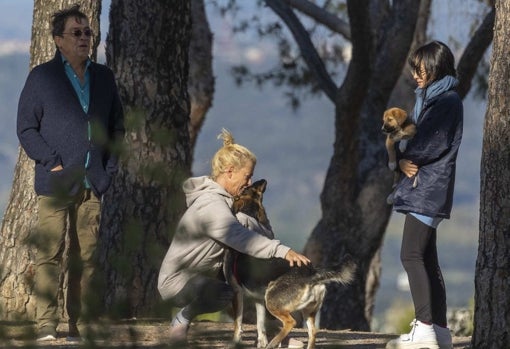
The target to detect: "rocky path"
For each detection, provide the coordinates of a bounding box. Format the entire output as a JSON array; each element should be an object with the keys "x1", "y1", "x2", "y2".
[{"x1": 0, "y1": 320, "x2": 472, "y2": 348}]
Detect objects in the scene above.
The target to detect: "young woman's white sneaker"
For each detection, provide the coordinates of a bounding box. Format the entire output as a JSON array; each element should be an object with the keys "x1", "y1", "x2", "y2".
[
  {"x1": 386, "y1": 319, "x2": 439, "y2": 349},
  {"x1": 433, "y1": 324, "x2": 453, "y2": 349}
]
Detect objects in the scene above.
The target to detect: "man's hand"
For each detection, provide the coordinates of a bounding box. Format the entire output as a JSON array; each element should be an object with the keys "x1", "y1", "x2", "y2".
[
  {"x1": 50, "y1": 165, "x2": 64, "y2": 172},
  {"x1": 284, "y1": 250, "x2": 311, "y2": 267}
]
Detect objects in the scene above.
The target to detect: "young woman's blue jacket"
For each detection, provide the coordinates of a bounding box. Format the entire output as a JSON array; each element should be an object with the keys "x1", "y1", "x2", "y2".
[{"x1": 392, "y1": 90, "x2": 463, "y2": 219}]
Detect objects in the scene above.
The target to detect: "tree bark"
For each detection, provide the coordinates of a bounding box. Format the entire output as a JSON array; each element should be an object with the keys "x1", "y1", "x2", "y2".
[
  {"x1": 387, "y1": 0, "x2": 431, "y2": 113},
  {"x1": 188, "y1": 0, "x2": 215, "y2": 155},
  {"x1": 302, "y1": 0, "x2": 420, "y2": 330},
  {"x1": 472, "y1": 0, "x2": 510, "y2": 347},
  {"x1": 0, "y1": 0, "x2": 100, "y2": 321},
  {"x1": 456, "y1": 6, "x2": 495, "y2": 99},
  {"x1": 99, "y1": 0, "x2": 191, "y2": 317}
]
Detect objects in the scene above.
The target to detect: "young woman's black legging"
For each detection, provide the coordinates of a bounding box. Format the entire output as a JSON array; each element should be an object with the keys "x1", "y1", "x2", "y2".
[{"x1": 401, "y1": 213, "x2": 447, "y2": 327}]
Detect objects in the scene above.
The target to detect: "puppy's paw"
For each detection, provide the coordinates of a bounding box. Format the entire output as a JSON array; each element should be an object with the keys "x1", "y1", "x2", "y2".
[
  {"x1": 399, "y1": 140, "x2": 408, "y2": 153},
  {"x1": 386, "y1": 192, "x2": 395, "y2": 205},
  {"x1": 388, "y1": 162, "x2": 397, "y2": 171}
]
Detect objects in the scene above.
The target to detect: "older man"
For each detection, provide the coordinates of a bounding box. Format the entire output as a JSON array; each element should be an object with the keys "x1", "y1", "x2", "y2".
[{"x1": 17, "y1": 4, "x2": 124, "y2": 341}]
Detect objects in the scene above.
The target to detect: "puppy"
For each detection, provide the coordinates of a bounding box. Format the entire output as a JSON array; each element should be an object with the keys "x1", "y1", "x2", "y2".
[
  {"x1": 381, "y1": 107, "x2": 416, "y2": 170},
  {"x1": 224, "y1": 179, "x2": 356, "y2": 349},
  {"x1": 381, "y1": 107, "x2": 417, "y2": 203}
]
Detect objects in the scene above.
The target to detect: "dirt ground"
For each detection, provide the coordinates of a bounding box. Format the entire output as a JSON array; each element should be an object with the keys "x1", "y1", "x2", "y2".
[{"x1": 0, "y1": 320, "x2": 472, "y2": 348}]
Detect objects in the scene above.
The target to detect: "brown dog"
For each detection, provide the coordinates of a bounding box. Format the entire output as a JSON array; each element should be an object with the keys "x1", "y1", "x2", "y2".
[
  {"x1": 224, "y1": 179, "x2": 356, "y2": 349},
  {"x1": 382, "y1": 107, "x2": 417, "y2": 203}
]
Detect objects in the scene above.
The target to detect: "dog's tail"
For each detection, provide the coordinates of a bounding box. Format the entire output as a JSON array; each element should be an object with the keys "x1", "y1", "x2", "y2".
[{"x1": 311, "y1": 259, "x2": 356, "y2": 286}]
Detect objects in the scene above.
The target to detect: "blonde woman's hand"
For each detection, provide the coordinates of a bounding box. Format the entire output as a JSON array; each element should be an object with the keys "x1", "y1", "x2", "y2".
[
  {"x1": 284, "y1": 250, "x2": 310, "y2": 267},
  {"x1": 399, "y1": 159, "x2": 418, "y2": 178}
]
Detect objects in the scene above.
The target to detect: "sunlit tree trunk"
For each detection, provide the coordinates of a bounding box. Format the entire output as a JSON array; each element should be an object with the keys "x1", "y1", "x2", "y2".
[
  {"x1": 98, "y1": 0, "x2": 191, "y2": 317},
  {"x1": 472, "y1": 0, "x2": 510, "y2": 347},
  {"x1": 0, "y1": 0, "x2": 100, "y2": 320},
  {"x1": 188, "y1": 0, "x2": 214, "y2": 155}
]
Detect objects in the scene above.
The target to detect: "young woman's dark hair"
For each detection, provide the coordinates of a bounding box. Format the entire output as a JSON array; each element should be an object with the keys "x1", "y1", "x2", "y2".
[{"x1": 408, "y1": 40, "x2": 456, "y2": 87}]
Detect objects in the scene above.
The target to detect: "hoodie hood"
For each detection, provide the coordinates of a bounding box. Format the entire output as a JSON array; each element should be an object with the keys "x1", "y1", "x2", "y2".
[{"x1": 182, "y1": 176, "x2": 231, "y2": 208}]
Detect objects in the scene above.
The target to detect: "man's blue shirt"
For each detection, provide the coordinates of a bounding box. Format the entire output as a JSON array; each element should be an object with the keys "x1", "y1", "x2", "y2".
[{"x1": 63, "y1": 56, "x2": 92, "y2": 187}]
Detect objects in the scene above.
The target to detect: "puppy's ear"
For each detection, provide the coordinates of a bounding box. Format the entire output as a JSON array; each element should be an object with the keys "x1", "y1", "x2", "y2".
[{"x1": 394, "y1": 108, "x2": 408, "y2": 122}]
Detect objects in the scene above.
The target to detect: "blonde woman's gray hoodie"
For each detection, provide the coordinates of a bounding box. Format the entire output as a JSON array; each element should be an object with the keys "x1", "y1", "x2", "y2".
[{"x1": 157, "y1": 176, "x2": 290, "y2": 300}]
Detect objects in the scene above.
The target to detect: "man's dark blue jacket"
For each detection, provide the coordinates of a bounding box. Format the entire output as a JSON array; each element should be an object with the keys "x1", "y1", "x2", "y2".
[{"x1": 17, "y1": 51, "x2": 125, "y2": 197}]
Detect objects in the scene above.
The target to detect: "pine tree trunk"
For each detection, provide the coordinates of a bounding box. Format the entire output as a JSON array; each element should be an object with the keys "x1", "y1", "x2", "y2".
[
  {"x1": 0, "y1": 0, "x2": 100, "y2": 321},
  {"x1": 99, "y1": 0, "x2": 192, "y2": 317},
  {"x1": 472, "y1": 0, "x2": 510, "y2": 347},
  {"x1": 302, "y1": 0, "x2": 421, "y2": 330},
  {"x1": 188, "y1": 0, "x2": 214, "y2": 153}
]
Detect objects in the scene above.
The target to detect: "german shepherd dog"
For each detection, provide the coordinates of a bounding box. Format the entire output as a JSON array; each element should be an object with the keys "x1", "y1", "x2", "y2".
[
  {"x1": 224, "y1": 179, "x2": 356, "y2": 349},
  {"x1": 381, "y1": 107, "x2": 417, "y2": 204}
]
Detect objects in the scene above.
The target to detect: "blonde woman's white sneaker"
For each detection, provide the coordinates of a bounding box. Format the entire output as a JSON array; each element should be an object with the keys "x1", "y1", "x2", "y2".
[
  {"x1": 36, "y1": 334, "x2": 57, "y2": 341},
  {"x1": 386, "y1": 319, "x2": 439, "y2": 349}
]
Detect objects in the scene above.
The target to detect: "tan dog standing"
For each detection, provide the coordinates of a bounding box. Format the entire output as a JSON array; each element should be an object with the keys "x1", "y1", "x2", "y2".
[
  {"x1": 382, "y1": 107, "x2": 417, "y2": 204},
  {"x1": 224, "y1": 179, "x2": 356, "y2": 349}
]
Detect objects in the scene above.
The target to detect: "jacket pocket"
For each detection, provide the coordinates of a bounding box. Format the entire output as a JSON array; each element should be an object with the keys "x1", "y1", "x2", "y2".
[
  {"x1": 87, "y1": 167, "x2": 112, "y2": 197},
  {"x1": 47, "y1": 166, "x2": 85, "y2": 197}
]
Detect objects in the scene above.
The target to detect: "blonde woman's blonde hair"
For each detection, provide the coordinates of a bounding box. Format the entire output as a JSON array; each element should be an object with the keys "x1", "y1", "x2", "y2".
[{"x1": 211, "y1": 128, "x2": 256, "y2": 180}]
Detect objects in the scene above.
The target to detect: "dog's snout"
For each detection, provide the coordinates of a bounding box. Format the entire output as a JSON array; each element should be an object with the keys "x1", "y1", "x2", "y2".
[{"x1": 382, "y1": 124, "x2": 394, "y2": 133}]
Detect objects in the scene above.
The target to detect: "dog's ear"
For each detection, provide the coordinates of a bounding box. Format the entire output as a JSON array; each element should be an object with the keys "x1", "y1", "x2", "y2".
[
  {"x1": 384, "y1": 107, "x2": 407, "y2": 119},
  {"x1": 396, "y1": 108, "x2": 408, "y2": 122},
  {"x1": 232, "y1": 195, "x2": 244, "y2": 214},
  {"x1": 252, "y1": 179, "x2": 267, "y2": 193},
  {"x1": 389, "y1": 107, "x2": 408, "y2": 123},
  {"x1": 259, "y1": 179, "x2": 267, "y2": 193}
]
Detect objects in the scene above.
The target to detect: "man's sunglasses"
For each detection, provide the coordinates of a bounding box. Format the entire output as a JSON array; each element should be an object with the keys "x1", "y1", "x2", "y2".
[{"x1": 62, "y1": 29, "x2": 93, "y2": 38}]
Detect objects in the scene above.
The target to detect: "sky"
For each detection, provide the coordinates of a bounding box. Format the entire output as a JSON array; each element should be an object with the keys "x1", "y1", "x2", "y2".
[
  {"x1": 0, "y1": 0, "x2": 31, "y2": 54},
  {"x1": 0, "y1": 0, "x2": 274, "y2": 64},
  {"x1": 0, "y1": 0, "x2": 112, "y2": 57}
]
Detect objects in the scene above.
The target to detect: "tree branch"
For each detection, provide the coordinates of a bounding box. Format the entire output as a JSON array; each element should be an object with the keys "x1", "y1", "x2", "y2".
[
  {"x1": 264, "y1": 0, "x2": 338, "y2": 102},
  {"x1": 456, "y1": 6, "x2": 495, "y2": 99},
  {"x1": 368, "y1": 0, "x2": 421, "y2": 106},
  {"x1": 283, "y1": 0, "x2": 351, "y2": 40},
  {"x1": 336, "y1": 0, "x2": 373, "y2": 108}
]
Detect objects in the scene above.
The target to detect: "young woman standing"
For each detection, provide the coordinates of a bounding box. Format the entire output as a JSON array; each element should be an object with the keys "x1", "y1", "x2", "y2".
[{"x1": 386, "y1": 41, "x2": 463, "y2": 349}]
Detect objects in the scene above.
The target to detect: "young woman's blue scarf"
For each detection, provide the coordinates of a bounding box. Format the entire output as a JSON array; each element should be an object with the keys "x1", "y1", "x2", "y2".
[{"x1": 412, "y1": 75, "x2": 459, "y2": 123}]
